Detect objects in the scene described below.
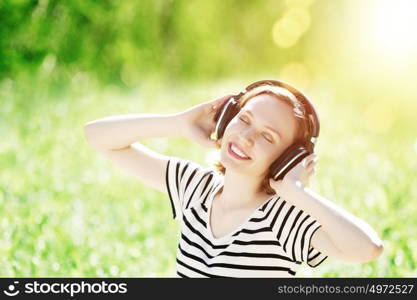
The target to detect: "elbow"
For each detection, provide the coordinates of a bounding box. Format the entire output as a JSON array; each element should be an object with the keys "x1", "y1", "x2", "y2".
[
  {"x1": 371, "y1": 241, "x2": 384, "y2": 260},
  {"x1": 361, "y1": 240, "x2": 384, "y2": 263},
  {"x1": 83, "y1": 122, "x2": 101, "y2": 148}
]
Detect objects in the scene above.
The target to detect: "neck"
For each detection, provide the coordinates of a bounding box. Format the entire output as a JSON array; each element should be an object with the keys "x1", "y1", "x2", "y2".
[{"x1": 217, "y1": 168, "x2": 271, "y2": 210}]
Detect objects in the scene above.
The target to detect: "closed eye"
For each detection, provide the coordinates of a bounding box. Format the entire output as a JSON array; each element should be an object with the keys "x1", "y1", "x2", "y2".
[
  {"x1": 239, "y1": 116, "x2": 274, "y2": 143},
  {"x1": 239, "y1": 116, "x2": 249, "y2": 124}
]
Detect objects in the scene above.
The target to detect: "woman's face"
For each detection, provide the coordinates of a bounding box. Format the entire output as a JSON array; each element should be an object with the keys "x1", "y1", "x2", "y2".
[{"x1": 219, "y1": 93, "x2": 298, "y2": 178}]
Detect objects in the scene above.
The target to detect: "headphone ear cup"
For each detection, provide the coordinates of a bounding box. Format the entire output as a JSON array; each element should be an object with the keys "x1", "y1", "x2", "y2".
[
  {"x1": 213, "y1": 97, "x2": 240, "y2": 140},
  {"x1": 269, "y1": 144, "x2": 310, "y2": 181}
]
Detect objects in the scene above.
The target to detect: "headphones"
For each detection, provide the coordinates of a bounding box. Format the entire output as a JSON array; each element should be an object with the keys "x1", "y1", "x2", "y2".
[{"x1": 211, "y1": 79, "x2": 320, "y2": 181}]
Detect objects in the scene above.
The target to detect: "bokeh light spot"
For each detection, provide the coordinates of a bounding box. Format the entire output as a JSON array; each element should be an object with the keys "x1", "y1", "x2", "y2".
[
  {"x1": 280, "y1": 61, "x2": 311, "y2": 90},
  {"x1": 272, "y1": 8, "x2": 311, "y2": 48}
]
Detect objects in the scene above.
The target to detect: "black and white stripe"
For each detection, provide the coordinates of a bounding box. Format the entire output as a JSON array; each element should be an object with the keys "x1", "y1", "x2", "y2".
[{"x1": 165, "y1": 156, "x2": 327, "y2": 277}]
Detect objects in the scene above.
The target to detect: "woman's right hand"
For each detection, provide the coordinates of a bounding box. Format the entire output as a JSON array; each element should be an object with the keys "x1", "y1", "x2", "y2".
[{"x1": 179, "y1": 94, "x2": 235, "y2": 149}]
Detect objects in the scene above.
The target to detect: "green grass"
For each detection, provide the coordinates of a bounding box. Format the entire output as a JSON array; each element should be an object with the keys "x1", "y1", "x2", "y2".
[{"x1": 1, "y1": 76, "x2": 416, "y2": 277}]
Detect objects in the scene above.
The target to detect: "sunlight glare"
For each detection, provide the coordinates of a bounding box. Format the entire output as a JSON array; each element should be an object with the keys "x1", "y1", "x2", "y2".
[{"x1": 370, "y1": 0, "x2": 417, "y2": 58}]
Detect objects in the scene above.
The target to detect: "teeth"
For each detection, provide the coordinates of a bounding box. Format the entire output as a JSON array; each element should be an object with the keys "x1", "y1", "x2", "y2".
[{"x1": 231, "y1": 144, "x2": 249, "y2": 158}]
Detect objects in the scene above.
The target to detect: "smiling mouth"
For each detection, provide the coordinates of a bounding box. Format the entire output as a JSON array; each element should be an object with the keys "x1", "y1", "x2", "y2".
[{"x1": 228, "y1": 142, "x2": 251, "y2": 160}]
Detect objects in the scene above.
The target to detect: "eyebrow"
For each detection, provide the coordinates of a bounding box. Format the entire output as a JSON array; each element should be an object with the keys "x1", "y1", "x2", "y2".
[{"x1": 243, "y1": 110, "x2": 282, "y2": 139}]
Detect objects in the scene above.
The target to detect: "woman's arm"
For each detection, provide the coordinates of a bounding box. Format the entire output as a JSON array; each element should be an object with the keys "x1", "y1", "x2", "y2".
[
  {"x1": 83, "y1": 95, "x2": 232, "y2": 192},
  {"x1": 280, "y1": 182, "x2": 384, "y2": 263},
  {"x1": 84, "y1": 112, "x2": 187, "y2": 150},
  {"x1": 83, "y1": 113, "x2": 189, "y2": 192},
  {"x1": 84, "y1": 93, "x2": 233, "y2": 150}
]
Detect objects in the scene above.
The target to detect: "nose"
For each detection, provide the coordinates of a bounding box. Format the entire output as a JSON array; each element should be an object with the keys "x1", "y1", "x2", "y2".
[{"x1": 238, "y1": 129, "x2": 255, "y2": 147}]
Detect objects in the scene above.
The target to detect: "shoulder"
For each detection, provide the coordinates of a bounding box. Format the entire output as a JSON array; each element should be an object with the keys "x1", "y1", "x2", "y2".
[{"x1": 166, "y1": 156, "x2": 222, "y2": 193}]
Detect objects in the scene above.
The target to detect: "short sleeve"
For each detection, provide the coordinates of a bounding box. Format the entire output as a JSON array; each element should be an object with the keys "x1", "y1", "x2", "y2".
[
  {"x1": 165, "y1": 156, "x2": 216, "y2": 221},
  {"x1": 272, "y1": 198, "x2": 328, "y2": 267}
]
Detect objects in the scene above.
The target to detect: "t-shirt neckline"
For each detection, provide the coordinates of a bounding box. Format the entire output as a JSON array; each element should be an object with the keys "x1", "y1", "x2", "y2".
[{"x1": 206, "y1": 179, "x2": 276, "y2": 243}]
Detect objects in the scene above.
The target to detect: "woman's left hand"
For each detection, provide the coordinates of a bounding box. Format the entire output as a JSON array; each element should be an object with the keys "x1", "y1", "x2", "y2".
[{"x1": 269, "y1": 153, "x2": 319, "y2": 194}]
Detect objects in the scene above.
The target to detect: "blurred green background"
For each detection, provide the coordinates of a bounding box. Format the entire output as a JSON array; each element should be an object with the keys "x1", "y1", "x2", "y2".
[{"x1": 1, "y1": 0, "x2": 416, "y2": 277}]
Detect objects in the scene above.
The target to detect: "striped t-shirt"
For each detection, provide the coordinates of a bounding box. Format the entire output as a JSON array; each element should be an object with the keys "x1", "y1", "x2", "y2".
[{"x1": 165, "y1": 156, "x2": 328, "y2": 277}]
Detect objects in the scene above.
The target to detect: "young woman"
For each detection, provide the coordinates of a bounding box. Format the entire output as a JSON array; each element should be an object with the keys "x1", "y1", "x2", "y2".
[{"x1": 84, "y1": 80, "x2": 384, "y2": 277}]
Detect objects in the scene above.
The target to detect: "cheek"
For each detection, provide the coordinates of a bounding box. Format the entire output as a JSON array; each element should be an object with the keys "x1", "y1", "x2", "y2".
[
  {"x1": 251, "y1": 142, "x2": 276, "y2": 164},
  {"x1": 222, "y1": 122, "x2": 245, "y2": 141},
  {"x1": 261, "y1": 146, "x2": 279, "y2": 162},
  {"x1": 260, "y1": 143, "x2": 286, "y2": 163},
  {"x1": 225, "y1": 119, "x2": 243, "y2": 132}
]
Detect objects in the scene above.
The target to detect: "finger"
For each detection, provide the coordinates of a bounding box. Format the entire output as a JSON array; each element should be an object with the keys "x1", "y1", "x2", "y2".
[
  {"x1": 306, "y1": 159, "x2": 317, "y2": 168},
  {"x1": 307, "y1": 153, "x2": 317, "y2": 160},
  {"x1": 303, "y1": 165, "x2": 315, "y2": 177},
  {"x1": 302, "y1": 156, "x2": 310, "y2": 167},
  {"x1": 306, "y1": 162, "x2": 317, "y2": 171},
  {"x1": 304, "y1": 154, "x2": 318, "y2": 166},
  {"x1": 202, "y1": 96, "x2": 228, "y2": 114},
  {"x1": 306, "y1": 166, "x2": 316, "y2": 176},
  {"x1": 210, "y1": 94, "x2": 235, "y2": 109}
]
